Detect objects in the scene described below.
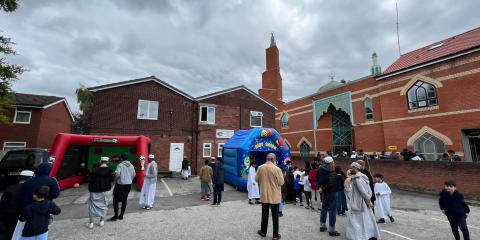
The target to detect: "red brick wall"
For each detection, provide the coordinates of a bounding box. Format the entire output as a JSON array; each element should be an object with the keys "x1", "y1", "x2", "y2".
[
  {"x1": 290, "y1": 157, "x2": 480, "y2": 200},
  {"x1": 196, "y1": 89, "x2": 276, "y2": 172},
  {"x1": 0, "y1": 108, "x2": 43, "y2": 149},
  {"x1": 37, "y1": 102, "x2": 73, "y2": 149}
]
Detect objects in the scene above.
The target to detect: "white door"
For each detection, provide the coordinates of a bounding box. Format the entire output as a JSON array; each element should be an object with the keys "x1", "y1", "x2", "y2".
[{"x1": 169, "y1": 143, "x2": 184, "y2": 172}]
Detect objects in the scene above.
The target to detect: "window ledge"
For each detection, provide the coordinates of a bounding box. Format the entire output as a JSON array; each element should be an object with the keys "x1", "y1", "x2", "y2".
[
  {"x1": 408, "y1": 105, "x2": 439, "y2": 113},
  {"x1": 199, "y1": 122, "x2": 216, "y2": 126},
  {"x1": 365, "y1": 119, "x2": 374, "y2": 123}
]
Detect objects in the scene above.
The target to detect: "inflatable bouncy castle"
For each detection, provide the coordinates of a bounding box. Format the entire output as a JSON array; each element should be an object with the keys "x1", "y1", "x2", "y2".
[{"x1": 223, "y1": 128, "x2": 290, "y2": 191}]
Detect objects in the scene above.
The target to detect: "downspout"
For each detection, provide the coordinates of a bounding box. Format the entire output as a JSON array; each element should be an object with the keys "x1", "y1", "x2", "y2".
[{"x1": 192, "y1": 101, "x2": 198, "y2": 174}]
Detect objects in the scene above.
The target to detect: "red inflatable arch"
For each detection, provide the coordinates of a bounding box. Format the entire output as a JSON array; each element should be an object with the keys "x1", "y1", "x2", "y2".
[{"x1": 49, "y1": 133, "x2": 150, "y2": 190}]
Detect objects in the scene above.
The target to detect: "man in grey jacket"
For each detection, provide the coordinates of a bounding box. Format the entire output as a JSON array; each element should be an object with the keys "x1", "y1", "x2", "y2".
[{"x1": 109, "y1": 154, "x2": 136, "y2": 221}]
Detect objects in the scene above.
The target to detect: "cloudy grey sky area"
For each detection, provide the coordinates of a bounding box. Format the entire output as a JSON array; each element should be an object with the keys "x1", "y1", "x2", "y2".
[{"x1": 1, "y1": 0, "x2": 479, "y2": 112}]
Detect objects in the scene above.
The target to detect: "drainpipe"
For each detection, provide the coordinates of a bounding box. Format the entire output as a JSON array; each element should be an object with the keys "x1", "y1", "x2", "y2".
[
  {"x1": 312, "y1": 98, "x2": 318, "y2": 153},
  {"x1": 192, "y1": 101, "x2": 198, "y2": 174}
]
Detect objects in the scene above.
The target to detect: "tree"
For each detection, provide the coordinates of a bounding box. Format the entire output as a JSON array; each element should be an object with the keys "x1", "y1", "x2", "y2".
[
  {"x1": 73, "y1": 85, "x2": 94, "y2": 134},
  {"x1": 0, "y1": 0, "x2": 24, "y2": 123}
]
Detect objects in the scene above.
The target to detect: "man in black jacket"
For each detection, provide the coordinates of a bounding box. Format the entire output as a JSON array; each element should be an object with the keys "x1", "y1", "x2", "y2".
[
  {"x1": 86, "y1": 156, "x2": 115, "y2": 229},
  {"x1": 316, "y1": 156, "x2": 340, "y2": 237},
  {"x1": 0, "y1": 170, "x2": 34, "y2": 240},
  {"x1": 439, "y1": 180, "x2": 470, "y2": 240},
  {"x1": 211, "y1": 157, "x2": 225, "y2": 206}
]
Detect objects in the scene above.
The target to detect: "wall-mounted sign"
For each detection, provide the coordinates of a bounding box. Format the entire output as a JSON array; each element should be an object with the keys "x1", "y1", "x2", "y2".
[
  {"x1": 387, "y1": 145, "x2": 398, "y2": 151},
  {"x1": 93, "y1": 138, "x2": 118, "y2": 144},
  {"x1": 216, "y1": 129, "x2": 234, "y2": 139}
]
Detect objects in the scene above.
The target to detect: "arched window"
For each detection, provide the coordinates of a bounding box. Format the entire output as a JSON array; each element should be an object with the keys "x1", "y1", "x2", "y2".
[
  {"x1": 407, "y1": 81, "x2": 438, "y2": 109},
  {"x1": 413, "y1": 132, "x2": 445, "y2": 161},
  {"x1": 364, "y1": 97, "x2": 373, "y2": 121},
  {"x1": 280, "y1": 112, "x2": 289, "y2": 129},
  {"x1": 300, "y1": 141, "x2": 310, "y2": 158}
]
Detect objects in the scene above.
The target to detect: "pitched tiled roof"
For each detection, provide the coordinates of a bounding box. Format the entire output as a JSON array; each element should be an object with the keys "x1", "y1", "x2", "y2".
[
  {"x1": 196, "y1": 85, "x2": 277, "y2": 109},
  {"x1": 14, "y1": 93, "x2": 64, "y2": 107},
  {"x1": 88, "y1": 76, "x2": 194, "y2": 100},
  {"x1": 382, "y1": 27, "x2": 480, "y2": 76}
]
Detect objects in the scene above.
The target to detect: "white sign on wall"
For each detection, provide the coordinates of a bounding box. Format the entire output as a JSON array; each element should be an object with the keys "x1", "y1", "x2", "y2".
[{"x1": 216, "y1": 129, "x2": 234, "y2": 139}]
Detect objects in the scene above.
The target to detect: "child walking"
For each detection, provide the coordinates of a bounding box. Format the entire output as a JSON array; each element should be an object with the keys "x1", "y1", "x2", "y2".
[
  {"x1": 439, "y1": 180, "x2": 470, "y2": 240},
  {"x1": 373, "y1": 173, "x2": 394, "y2": 223},
  {"x1": 19, "y1": 186, "x2": 61, "y2": 240},
  {"x1": 293, "y1": 175, "x2": 303, "y2": 206},
  {"x1": 302, "y1": 170, "x2": 312, "y2": 209}
]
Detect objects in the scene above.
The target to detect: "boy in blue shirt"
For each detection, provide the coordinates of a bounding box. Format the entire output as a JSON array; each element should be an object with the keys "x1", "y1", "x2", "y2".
[{"x1": 293, "y1": 175, "x2": 303, "y2": 206}]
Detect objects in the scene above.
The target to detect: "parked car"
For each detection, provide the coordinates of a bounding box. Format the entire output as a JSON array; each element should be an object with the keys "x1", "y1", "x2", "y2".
[{"x1": 0, "y1": 148, "x2": 49, "y2": 189}]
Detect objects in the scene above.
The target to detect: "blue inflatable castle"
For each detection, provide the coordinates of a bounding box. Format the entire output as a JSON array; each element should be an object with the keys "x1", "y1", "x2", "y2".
[{"x1": 223, "y1": 128, "x2": 290, "y2": 191}]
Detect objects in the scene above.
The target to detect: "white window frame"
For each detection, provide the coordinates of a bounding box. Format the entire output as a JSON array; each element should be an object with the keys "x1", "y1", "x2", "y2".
[
  {"x1": 218, "y1": 143, "x2": 225, "y2": 157},
  {"x1": 3, "y1": 142, "x2": 27, "y2": 151},
  {"x1": 137, "y1": 99, "x2": 158, "y2": 120},
  {"x1": 280, "y1": 112, "x2": 288, "y2": 129},
  {"x1": 199, "y1": 106, "x2": 215, "y2": 125},
  {"x1": 203, "y1": 143, "x2": 212, "y2": 158},
  {"x1": 13, "y1": 109, "x2": 32, "y2": 124},
  {"x1": 250, "y1": 111, "x2": 263, "y2": 127}
]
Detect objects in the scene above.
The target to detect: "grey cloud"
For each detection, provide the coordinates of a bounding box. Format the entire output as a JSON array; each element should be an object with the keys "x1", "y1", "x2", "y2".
[{"x1": 0, "y1": 0, "x2": 479, "y2": 113}]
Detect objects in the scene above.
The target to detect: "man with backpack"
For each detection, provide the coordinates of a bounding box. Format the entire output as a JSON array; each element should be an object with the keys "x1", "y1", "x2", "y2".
[{"x1": 316, "y1": 156, "x2": 340, "y2": 237}]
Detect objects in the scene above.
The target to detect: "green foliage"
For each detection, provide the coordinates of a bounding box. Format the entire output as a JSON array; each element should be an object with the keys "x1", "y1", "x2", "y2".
[
  {"x1": 0, "y1": 0, "x2": 18, "y2": 12},
  {"x1": 0, "y1": 0, "x2": 24, "y2": 124},
  {"x1": 75, "y1": 85, "x2": 94, "y2": 113}
]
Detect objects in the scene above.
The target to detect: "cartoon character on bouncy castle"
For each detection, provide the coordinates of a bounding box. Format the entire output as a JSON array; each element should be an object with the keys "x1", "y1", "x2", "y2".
[{"x1": 241, "y1": 156, "x2": 250, "y2": 178}]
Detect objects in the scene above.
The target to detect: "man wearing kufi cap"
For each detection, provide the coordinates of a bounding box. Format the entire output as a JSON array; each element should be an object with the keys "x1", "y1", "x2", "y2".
[
  {"x1": 86, "y1": 156, "x2": 114, "y2": 229},
  {"x1": 0, "y1": 170, "x2": 34, "y2": 239},
  {"x1": 139, "y1": 154, "x2": 158, "y2": 210}
]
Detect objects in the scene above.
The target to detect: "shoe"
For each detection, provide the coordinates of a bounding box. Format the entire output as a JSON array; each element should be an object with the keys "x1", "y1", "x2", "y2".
[
  {"x1": 329, "y1": 231, "x2": 341, "y2": 237},
  {"x1": 118, "y1": 216, "x2": 124, "y2": 220},
  {"x1": 145, "y1": 206, "x2": 152, "y2": 210},
  {"x1": 389, "y1": 216, "x2": 395, "y2": 223},
  {"x1": 211, "y1": 203, "x2": 217, "y2": 206},
  {"x1": 142, "y1": 206, "x2": 147, "y2": 209},
  {"x1": 255, "y1": 201, "x2": 261, "y2": 204},
  {"x1": 107, "y1": 216, "x2": 117, "y2": 222},
  {"x1": 86, "y1": 222, "x2": 94, "y2": 229},
  {"x1": 216, "y1": 203, "x2": 220, "y2": 206},
  {"x1": 98, "y1": 220, "x2": 105, "y2": 227},
  {"x1": 305, "y1": 206, "x2": 310, "y2": 209},
  {"x1": 257, "y1": 230, "x2": 266, "y2": 237},
  {"x1": 249, "y1": 201, "x2": 254, "y2": 205},
  {"x1": 299, "y1": 203, "x2": 304, "y2": 206},
  {"x1": 279, "y1": 212, "x2": 283, "y2": 217},
  {"x1": 376, "y1": 218, "x2": 386, "y2": 224},
  {"x1": 320, "y1": 226, "x2": 327, "y2": 232},
  {"x1": 272, "y1": 234, "x2": 281, "y2": 240},
  {"x1": 206, "y1": 198, "x2": 210, "y2": 201}
]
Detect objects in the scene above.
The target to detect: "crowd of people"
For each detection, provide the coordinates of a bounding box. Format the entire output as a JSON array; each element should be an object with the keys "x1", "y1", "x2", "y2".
[
  {"x1": 0, "y1": 151, "x2": 472, "y2": 240},
  {"x1": 320, "y1": 148, "x2": 463, "y2": 162}
]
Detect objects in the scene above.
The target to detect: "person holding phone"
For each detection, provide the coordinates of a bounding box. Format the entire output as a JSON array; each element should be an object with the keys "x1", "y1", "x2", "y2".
[{"x1": 344, "y1": 162, "x2": 380, "y2": 240}]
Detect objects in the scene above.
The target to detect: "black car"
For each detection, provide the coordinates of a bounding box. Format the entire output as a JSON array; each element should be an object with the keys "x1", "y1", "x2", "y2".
[{"x1": 0, "y1": 149, "x2": 49, "y2": 189}]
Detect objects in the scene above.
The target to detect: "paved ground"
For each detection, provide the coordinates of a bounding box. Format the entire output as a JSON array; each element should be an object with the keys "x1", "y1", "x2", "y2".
[
  {"x1": 0, "y1": 177, "x2": 474, "y2": 239},
  {"x1": 42, "y1": 177, "x2": 480, "y2": 240}
]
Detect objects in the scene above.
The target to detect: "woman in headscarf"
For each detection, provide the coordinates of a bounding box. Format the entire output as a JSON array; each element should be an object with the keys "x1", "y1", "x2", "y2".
[
  {"x1": 344, "y1": 162, "x2": 380, "y2": 240},
  {"x1": 247, "y1": 160, "x2": 260, "y2": 204}
]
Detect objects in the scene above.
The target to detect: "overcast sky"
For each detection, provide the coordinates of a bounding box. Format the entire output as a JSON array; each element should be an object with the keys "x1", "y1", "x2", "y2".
[{"x1": 1, "y1": 0, "x2": 479, "y2": 112}]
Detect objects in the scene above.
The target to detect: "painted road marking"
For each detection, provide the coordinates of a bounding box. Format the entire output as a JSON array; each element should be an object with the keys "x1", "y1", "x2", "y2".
[
  {"x1": 161, "y1": 178, "x2": 173, "y2": 196},
  {"x1": 431, "y1": 217, "x2": 480, "y2": 230},
  {"x1": 380, "y1": 230, "x2": 416, "y2": 240}
]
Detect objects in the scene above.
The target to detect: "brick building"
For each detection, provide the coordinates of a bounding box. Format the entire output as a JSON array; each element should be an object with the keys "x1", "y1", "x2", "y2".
[
  {"x1": 0, "y1": 93, "x2": 73, "y2": 150},
  {"x1": 88, "y1": 77, "x2": 276, "y2": 173},
  {"x1": 259, "y1": 27, "x2": 480, "y2": 162},
  {"x1": 195, "y1": 86, "x2": 276, "y2": 171}
]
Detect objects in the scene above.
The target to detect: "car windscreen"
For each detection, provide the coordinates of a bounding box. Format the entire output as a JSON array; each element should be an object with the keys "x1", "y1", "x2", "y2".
[{"x1": 0, "y1": 151, "x2": 44, "y2": 169}]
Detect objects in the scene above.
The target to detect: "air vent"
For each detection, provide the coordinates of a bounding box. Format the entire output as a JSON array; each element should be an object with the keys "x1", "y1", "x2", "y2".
[{"x1": 429, "y1": 42, "x2": 444, "y2": 50}]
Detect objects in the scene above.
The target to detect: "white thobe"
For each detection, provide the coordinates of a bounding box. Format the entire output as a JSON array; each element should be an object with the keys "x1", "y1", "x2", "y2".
[
  {"x1": 374, "y1": 182, "x2": 392, "y2": 219},
  {"x1": 140, "y1": 162, "x2": 157, "y2": 207},
  {"x1": 247, "y1": 166, "x2": 260, "y2": 199}
]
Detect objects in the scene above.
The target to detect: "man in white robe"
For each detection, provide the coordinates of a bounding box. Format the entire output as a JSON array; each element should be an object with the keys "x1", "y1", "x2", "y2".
[
  {"x1": 139, "y1": 154, "x2": 158, "y2": 210},
  {"x1": 374, "y1": 173, "x2": 394, "y2": 224},
  {"x1": 247, "y1": 161, "x2": 260, "y2": 204}
]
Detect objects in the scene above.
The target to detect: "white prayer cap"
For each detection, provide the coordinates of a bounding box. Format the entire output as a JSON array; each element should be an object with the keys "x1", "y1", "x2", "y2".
[
  {"x1": 323, "y1": 156, "x2": 334, "y2": 164},
  {"x1": 149, "y1": 154, "x2": 155, "y2": 159},
  {"x1": 20, "y1": 170, "x2": 34, "y2": 177},
  {"x1": 100, "y1": 156, "x2": 109, "y2": 162}
]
